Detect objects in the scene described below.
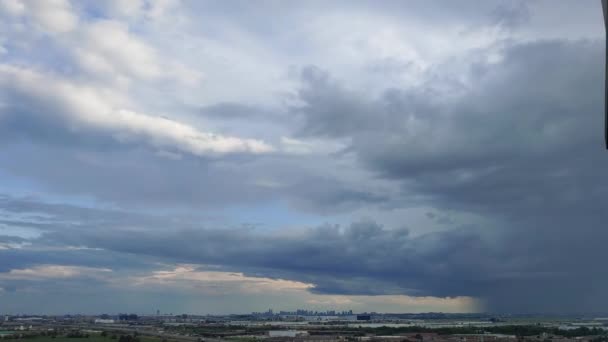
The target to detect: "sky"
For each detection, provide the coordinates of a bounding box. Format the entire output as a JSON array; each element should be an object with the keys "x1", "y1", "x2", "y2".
[{"x1": 0, "y1": 0, "x2": 606, "y2": 315}]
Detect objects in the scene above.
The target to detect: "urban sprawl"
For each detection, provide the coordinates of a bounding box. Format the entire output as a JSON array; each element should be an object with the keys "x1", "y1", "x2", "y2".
[{"x1": 2, "y1": 311, "x2": 608, "y2": 342}]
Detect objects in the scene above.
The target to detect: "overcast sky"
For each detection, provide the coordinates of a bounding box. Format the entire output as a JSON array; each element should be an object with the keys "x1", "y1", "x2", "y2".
[{"x1": 0, "y1": 0, "x2": 606, "y2": 315}]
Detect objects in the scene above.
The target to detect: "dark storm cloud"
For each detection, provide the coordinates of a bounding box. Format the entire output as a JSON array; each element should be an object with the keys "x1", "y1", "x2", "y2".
[
  {"x1": 0, "y1": 196, "x2": 497, "y2": 301},
  {"x1": 293, "y1": 66, "x2": 377, "y2": 138},
  {"x1": 12, "y1": 203, "x2": 492, "y2": 298},
  {"x1": 288, "y1": 39, "x2": 608, "y2": 312},
  {"x1": 285, "y1": 177, "x2": 389, "y2": 214},
  {"x1": 293, "y1": 39, "x2": 605, "y2": 215}
]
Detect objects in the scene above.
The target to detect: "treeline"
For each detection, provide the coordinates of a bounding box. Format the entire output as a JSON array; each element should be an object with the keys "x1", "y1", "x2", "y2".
[
  {"x1": 337, "y1": 325, "x2": 607, "y2": 337},
  {"x1": 165, "y1": 323, "x2": 607, "y2": 338},
  {"x1": 167, "y1": 323, "x2": 608, "y2": 338},
  {"x1": 2, "y1": 330, "x2": 89, "y2": 340}
]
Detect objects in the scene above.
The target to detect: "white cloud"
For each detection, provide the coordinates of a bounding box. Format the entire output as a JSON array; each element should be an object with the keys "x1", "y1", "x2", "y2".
[
  {"x1": 132, "y1": 265, "x2": 314, "y2": 294},
  {"x1": 0, "y1": 65, "x2": 274, "y2": 155},
  {"x1": 146, "y1": 0, "x2": 180, "y2": 20},
  {"x1": 103, "y1": 0, "x2": 144, "y2": 18},
  {"x1": 280, "y1": 136, "x2": 347, "y2": 155},
  {"x1": 0, "y1": 265, "x2": 112, "y2": 281},
  {"x1": 77, "y1": 20, "x2": 162, "y2": 80},
  {"x1": 72, "y1": 19, "x2": 203, "y2": 86},
  {"x1": 0, "y1": 0, "x2": 25, "y2": 16},
  {"x1": 280, "y1": 136, "x2": 315, "y2": 155},
  {"x1": 8, "y1": 0, "x2": 78, "y2": 33},
  {"x1": 128, "y1": 265, "x2": 479, "y2": 312}
]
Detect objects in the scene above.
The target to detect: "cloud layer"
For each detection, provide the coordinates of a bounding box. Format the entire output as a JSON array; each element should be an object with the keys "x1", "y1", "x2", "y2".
[{"x1": 0, "y1": 0, "x2": 606, "y2": 314}]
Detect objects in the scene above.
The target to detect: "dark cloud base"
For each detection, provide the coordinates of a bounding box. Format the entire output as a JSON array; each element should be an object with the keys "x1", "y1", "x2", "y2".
[{"x1": 1, "y1": 28, "x2": 607, "y2": 313}]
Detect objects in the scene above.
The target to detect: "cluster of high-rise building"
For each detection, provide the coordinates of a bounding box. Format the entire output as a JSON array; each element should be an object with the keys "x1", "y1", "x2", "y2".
[
  {"x1": 275, "y1": 310, "x2": 355, "y2": 317},
  {"x1": 250, "y1": 309, "x2": 361, "y2": 317}
]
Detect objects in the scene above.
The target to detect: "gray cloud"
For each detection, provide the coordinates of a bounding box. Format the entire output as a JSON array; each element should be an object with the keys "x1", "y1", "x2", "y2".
[
  {"x1": 293, "y1": 39, "x2": 605, "y2": 215},
  {"x1": 0, "y1": 0, "x2": 605, "y2": 315},
  {"x1": 0, "y1": 195, "x2": 572, "y2": 313},
  {"x1": 0, "y1": 197, "x2": 489, "y2": 298},
  {"x1": 287, "y1": 39, "x2": 608, "y2": 312},
  {"x1": 3, "y1": 38, "x2": 607, "y2": 312},
  {"x1": 199, "y1": 103, "x2": 280, "y2": 121},
  {"x1": 491, "y1": 2, "x2": 530, "y2": 30}
]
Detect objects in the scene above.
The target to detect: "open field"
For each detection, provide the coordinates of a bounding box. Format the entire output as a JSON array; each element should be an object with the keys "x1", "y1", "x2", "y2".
[{"x1": 21, "y1": 335, "x2": 163, "y2": 342}]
